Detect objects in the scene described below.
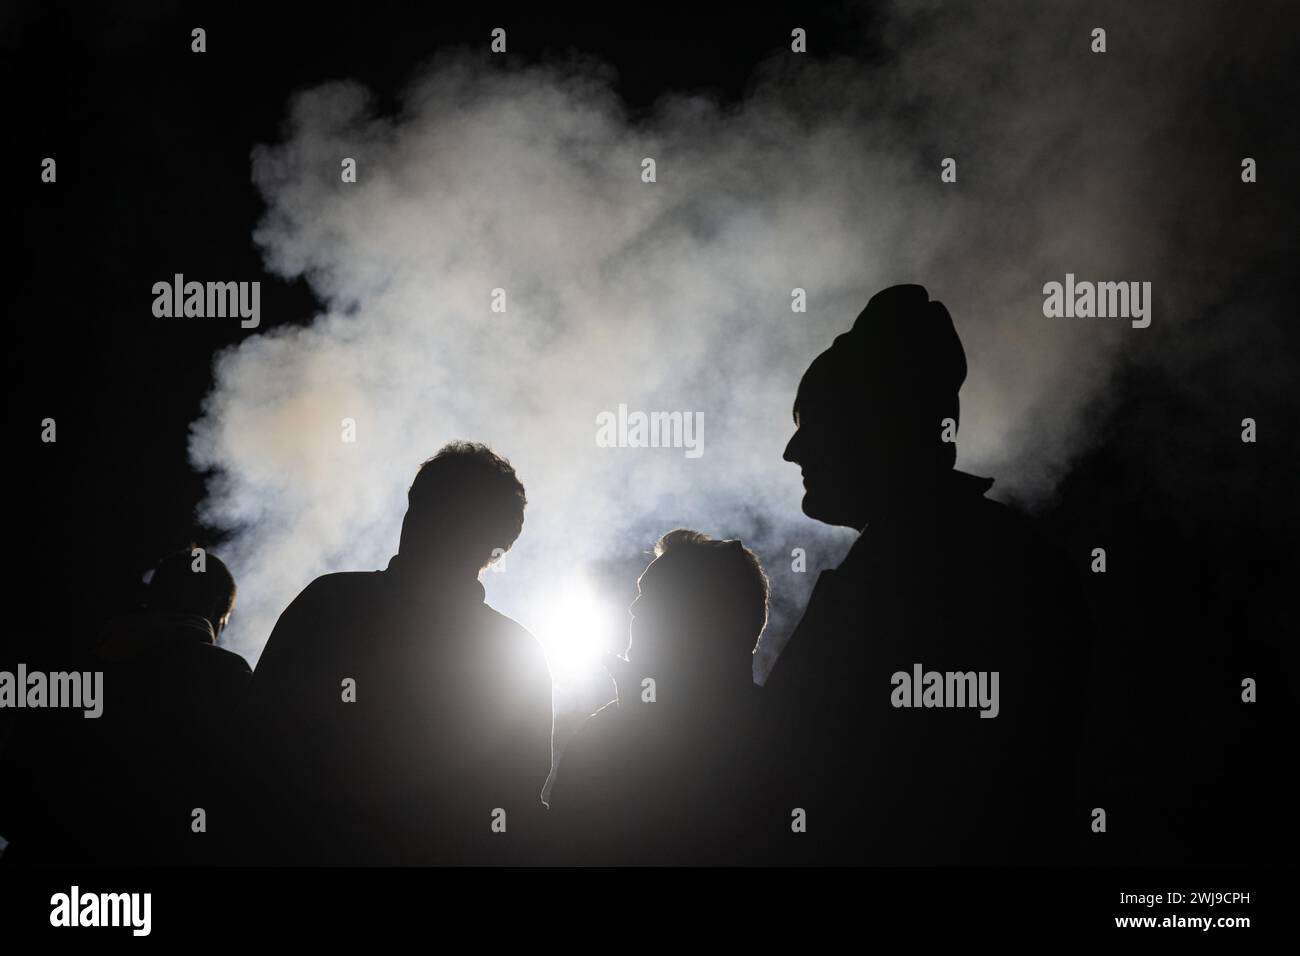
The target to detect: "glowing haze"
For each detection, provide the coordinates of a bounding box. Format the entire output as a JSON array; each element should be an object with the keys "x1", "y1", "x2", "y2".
[{"x1": 188, "y1": 2, "x2": 1288, "y2": 672}]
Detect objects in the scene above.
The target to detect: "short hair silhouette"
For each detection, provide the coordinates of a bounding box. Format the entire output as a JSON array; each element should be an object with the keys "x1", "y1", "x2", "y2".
[
  {"x1": 645, "y1": 529, "x2": 769, "y2": 656},
  {"x1": 400, "y1": 441, "x2": 527, "y2": 571},
  {"x1": 145, "y1": 546, "x2": 237, "y2": 633}
]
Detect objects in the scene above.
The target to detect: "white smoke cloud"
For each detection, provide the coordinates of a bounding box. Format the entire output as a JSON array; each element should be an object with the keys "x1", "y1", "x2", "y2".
[{"x1": 189, "y1": 1, "x2": 1286, "y2": 673}]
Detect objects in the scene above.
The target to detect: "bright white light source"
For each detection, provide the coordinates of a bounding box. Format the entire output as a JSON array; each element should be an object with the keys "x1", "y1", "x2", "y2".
[{"x1": 532, "y1": 576, "x2": 618, "y2": 680}]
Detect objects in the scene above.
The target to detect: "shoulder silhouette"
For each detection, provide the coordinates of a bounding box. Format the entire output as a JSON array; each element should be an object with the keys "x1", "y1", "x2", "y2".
[
  {"x1": 7, "y1": 547, "x2": 250, "y2": 865},
  {"x1": 549, "y1": 529, "x2": 775, "y2": 864},
  {"x1": 770, "y1": 284, "x2": 1091, "y2": 864},
  {"x1": 243, "y1": 441, "x2": 553, "y2": 864}
]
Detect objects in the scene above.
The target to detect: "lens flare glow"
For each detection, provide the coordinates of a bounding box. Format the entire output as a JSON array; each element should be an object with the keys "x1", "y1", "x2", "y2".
[{"x1": 530, "y1": 576, "x2": 619, "y2": 680}]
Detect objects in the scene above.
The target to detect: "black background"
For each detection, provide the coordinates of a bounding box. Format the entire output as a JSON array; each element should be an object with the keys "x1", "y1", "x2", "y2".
[{"x1": 4, "y1": 0, "x2": 1294, "y2": 900}]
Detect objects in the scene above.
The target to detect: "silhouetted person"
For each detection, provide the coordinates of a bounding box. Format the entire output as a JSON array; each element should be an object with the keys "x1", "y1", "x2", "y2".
[
  {"x1": 243, "y1": 442, "x2": 553, "y2": 864},
  {"x1": 548, "y1": 529, "x2": 774, "y2": 865},
  {"x1": 766, "y1": 284, "x2": 1090, "y2": 864},
  {"x1": 3, "y1": 547, "x2": 250, "y2": 865}
]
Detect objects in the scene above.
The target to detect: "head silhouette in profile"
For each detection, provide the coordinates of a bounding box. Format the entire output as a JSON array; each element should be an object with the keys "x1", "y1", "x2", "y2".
[
  {"x1": 548, "y1": 529, "x2": 772, "y2": 864},
  {"x1": 246, "y1": 441, "x2": 554, "y2": 865},
  {"x1": 783, "y1": 283, "x2": 968, "y2": 531},
  {"x1": 624, "y1": 529, "x2": 769, "y2": 700},
  {"x1": 396, "y1": 441, "x2": 527, "y2": 581},
  {"x1": 766, "y1": 283, "x2": 1090, "y2": 866}
]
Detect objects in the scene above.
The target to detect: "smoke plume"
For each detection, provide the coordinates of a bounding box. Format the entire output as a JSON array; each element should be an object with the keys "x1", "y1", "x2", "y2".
[{"x1": 189, "y1": 0, "x2": 1295, "y2": 673}]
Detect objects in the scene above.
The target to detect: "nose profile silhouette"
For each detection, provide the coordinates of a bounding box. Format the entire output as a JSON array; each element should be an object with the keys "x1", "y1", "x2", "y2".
[
  {"x1": 767, "y1": 283, "x2": 1090, "y2": 865},
  {"x1": 783, "y1": 283, "x2": 967, "y2": 530}
]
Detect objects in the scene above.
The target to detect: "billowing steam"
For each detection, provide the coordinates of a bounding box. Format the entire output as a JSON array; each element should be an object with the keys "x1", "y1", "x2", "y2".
[{"x1": 189, "y1": 1, "x2": 1292, "y2": 676}]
